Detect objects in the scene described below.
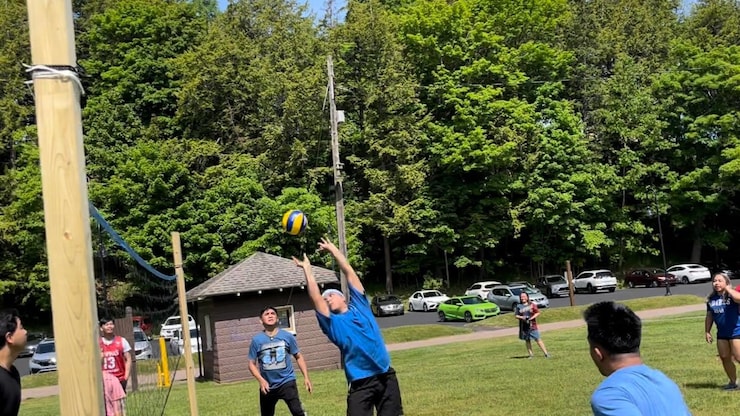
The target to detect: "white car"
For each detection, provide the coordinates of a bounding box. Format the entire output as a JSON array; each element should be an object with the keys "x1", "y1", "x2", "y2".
[
  {"x1": 667, "y1": 264, "x2": 712, "y2": 284},
  {"x1": 573, "y1": 269, "x2": 618, "y2": 293},
  {"x1": 464, "y1": 281, "x2": 502, "y2": 300},
  {"x1": 133, "y1": 328, "x2": 153, "y2": 360},
  {"x1": 408, "y1": 290, "x2": 449, "y2": 312},
  {"x1": 160, "y1": 314, "x2": 196, "y2": 338}
]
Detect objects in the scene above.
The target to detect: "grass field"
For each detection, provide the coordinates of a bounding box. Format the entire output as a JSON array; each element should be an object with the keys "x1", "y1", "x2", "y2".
[
  {"x1": 471, "y1": 294, "x2": 705, "y2": 328},
  {"x1": 20, "y1": 310, "x2": 739, "y2": 416}
]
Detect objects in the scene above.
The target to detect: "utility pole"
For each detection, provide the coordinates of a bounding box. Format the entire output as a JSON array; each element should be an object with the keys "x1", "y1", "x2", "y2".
[
  {"x1": 327, "y1": 55, "x2": 349, "y2": 300},
  {"x1": 324, "y1": 0, "x2": 335, "y2": 28}
]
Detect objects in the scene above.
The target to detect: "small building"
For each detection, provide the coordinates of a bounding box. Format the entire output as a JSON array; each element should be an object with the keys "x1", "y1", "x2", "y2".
[{"x1": 186, "y1": 252, "x2": 342, "y2": 383}]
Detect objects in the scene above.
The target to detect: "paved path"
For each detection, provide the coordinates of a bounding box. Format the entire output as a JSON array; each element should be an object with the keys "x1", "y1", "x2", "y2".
[{"x1": 22, "y1": 303, "x2": 705, "y2": 400}]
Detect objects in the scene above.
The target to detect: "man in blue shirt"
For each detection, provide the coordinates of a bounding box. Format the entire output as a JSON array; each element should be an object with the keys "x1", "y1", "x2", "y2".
[
  {"x1": 294, "y1": 238, "x2": 404, "y2": 416},
  {"x1": 248, "y1": 306, "x2": 312, "y2": 416},
  {"x1": 584, "y1": 301, "x2": 691, "y2": 416}
]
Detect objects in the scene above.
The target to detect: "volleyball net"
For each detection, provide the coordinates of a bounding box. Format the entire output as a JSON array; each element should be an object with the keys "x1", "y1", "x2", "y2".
[{"x1": 91, "y1": 204, "x2": 198, "y2": 415}]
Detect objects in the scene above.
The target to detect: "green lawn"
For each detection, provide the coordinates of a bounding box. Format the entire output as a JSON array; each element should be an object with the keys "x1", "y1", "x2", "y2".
[
  {"x1": 381, "y1": 324, "x2": 472, "y2": 343},
  {"x1": 470, "y1": 294, "x2": 705, "y2": 329},
  {"x1": 20, "y1": 310, "x2": 738, "y2": 416}
]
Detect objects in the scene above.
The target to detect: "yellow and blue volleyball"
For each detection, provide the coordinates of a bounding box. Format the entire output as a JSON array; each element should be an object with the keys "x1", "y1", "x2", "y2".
[{"x1": 281, "y1": 210, "x2": 308, "y2": 235}]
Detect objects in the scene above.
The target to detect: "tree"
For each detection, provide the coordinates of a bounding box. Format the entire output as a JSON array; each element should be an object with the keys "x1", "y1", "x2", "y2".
[
  {"x1": 654, "y1": 42, "x2": 740, "y2": 261},
  {"x1": 79, "y1": 0, "x2": 207, "y2": 149},
  {"x1": 176, "y1": 0, "x2": 328, "y2": 193},
  {"x1": 331, "y1": 0, "x2": 436, "y2": 293}
]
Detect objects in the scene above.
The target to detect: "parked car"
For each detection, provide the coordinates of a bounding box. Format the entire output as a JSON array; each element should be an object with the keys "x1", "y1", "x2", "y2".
[
  {"x1": 20, "y1": 332, "x2": 46, "y2": 358},
  {"x1": 437, "y1": 296, "x2": 500, "y2": 323},
  {"x1": 408, "y1": 290, "x2": 449, "y2": 312},
  {"x1": 702, "y1": 261, "x2": 738, "y2": 280},
  {"x1": 624, "y1": 268, "x2": 677, "y2": 288},
  {"x1": 464, "y1": 281, "x2": 503, "y2": 300},
  {"x1": 29, "y1": 338, "x2": 57, "y2": 374},
  {"x1": 666, "y1": 264, "x2": 712, "y2": 284},
  {"x1": 487, "y1": 285, "x2": 549, "y2": 310},
  {"x1": 172, "y1": 327, "x2": 202, "y2": 355},
  {"x1": 160, "y1": 314, "x2": 196, "y2": 338},
  {"x1": 508, "y1": 281, "x2": 540, "y2": 293},
  {"x1": 132, "y1": 315, "x2": 153, "y2": 335},
  {"x1": 536, "y1": 275, "x2": 570, "y2": 298},
  {"x1": 371, "y1": 294, "x2": 405, "y2": 317},
  {"x1": 133, "y1": 328, "x2": 153, "y2": 360},
  {"x1": 573, "y1": 269, "x2": 618, "y2": 293}
]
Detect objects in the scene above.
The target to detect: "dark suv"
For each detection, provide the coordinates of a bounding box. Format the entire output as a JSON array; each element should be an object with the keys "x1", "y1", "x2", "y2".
[{"x1": 536, "y1": 275, "x2": 570, "y2": 298}]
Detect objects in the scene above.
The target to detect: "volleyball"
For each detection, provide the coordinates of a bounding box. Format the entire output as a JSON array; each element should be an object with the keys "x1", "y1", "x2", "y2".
[{"x1": 281, "y1": 209, "x2": 308, "y2": 235}]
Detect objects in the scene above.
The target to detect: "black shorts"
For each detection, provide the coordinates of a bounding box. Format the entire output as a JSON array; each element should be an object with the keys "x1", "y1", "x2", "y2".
[
  {"x1": 347, "y1": 367, "x2": 404, "y2": 416},
  {"x1": 717, "y1": 336, "x2": 740, "y2": 341},
  {"x1": 259, "y1": 380, "x2": 305, "y2": 416}
]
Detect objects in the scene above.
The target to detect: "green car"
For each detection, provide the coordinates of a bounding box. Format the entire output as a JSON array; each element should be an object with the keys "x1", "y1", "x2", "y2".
[{"x1": 438, "y1": 296, "x2": 501, "y2": 322}]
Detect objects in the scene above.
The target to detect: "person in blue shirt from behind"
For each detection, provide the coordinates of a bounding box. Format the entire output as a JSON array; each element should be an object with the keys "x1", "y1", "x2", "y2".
[
  {"x1": 704, "y1": 272, "x2": 740, "y2": 390},
  {"x1": 248, "y1": 306, "x2": 312, "y2": 416},
  {"x1": 294, "y1": 237, "x2": 403, "y2": 416},
  {"x1": 584, "y1": 301, "x2": 691, "y2": 416}
]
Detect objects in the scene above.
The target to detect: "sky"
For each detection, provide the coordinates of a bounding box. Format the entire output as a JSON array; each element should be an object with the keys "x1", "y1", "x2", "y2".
[
  {"x1": 215, "y1": 0, "x2": 699, "y2": 21},
  {"x1": 216, "y1": 0, "x2": 344, "y2": 19}
]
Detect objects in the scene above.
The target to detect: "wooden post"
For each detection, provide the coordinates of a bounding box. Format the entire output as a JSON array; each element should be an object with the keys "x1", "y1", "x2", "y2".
[
  {"x1": 26, "y1": 1, "x2": 104, "y2": 414},
  {"x1": 172, "y1": 232, "x2": 199, "y2": 415},
  {"x1": 566, "y1": 261, "x2": 576, "y2": 307}
]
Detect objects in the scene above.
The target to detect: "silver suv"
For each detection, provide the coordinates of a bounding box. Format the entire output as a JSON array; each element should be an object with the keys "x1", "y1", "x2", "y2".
[
  {"x1": 29, "y1": 338, "x2": 57, "y2": 374},
  {"x1": 574, "y1": 269, "x2": 618, "y2": 294},
  {"x1": 536, "y1": 275, "x2": 570, "y2": 298}
]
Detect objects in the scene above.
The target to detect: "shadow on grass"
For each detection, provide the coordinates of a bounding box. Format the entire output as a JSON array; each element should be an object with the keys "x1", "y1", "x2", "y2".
[
  {"x1": 684, "y1": 382, "x2": 721, "y2": 390},
  {"x1": 510, "y1": 355, "x2": 533, "y2": 359}
]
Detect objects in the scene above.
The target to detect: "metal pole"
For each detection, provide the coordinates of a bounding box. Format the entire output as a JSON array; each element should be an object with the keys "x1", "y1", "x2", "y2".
[{"x1": 654, "y1": 190, "x2": 671, "y2": 296}]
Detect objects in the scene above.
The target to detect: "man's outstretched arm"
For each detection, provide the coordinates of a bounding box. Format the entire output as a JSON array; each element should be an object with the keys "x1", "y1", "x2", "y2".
[
  {"x1": 293, "y1": 254, "x2": 331, "y2": 317},
  {"x1": 318, "y1": 237, "x2": 364, "y2": 294}
]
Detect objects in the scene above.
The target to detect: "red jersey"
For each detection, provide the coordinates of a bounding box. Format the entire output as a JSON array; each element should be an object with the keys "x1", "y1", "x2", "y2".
[{"x1": 100, "y1": 336, "x2": 127, "y2": 381}]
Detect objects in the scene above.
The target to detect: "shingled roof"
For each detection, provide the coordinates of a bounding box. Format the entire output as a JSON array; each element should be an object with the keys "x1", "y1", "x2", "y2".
[{"x1": 186, "y1": 252, "x2": 340, "y2": 301}]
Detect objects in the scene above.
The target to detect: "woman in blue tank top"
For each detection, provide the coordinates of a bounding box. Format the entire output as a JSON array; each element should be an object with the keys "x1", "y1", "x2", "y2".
[{"x1": 705, "y1": 273, "x2": 740, "y2": 390}]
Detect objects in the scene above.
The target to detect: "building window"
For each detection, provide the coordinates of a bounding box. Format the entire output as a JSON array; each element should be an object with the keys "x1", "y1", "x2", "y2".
[
  {"x1": 275, "y1": 305, "x2": 296, "y2": 334},
  {"x1": 204, "y1": 314, "x2": 213, "y2": 351}
]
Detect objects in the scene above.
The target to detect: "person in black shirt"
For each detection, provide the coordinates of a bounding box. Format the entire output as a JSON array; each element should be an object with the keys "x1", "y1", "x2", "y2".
[{"x1": 0, "y1": 309, "x2": 27, "y2": 416}]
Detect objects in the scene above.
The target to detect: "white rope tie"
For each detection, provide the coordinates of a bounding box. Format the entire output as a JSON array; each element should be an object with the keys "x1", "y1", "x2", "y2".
[{"x1": 23, "y1": 64, "x2": 85, "y2": 95}]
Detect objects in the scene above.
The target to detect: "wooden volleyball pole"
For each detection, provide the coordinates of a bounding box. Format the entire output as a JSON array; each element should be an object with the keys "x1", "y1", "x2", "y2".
[
  {"x1": 172, "y1": 232, "x2": 199, "y2": 415},
  {"x1": 26, "y1": 1, "x2": 104, "y2": 414}
]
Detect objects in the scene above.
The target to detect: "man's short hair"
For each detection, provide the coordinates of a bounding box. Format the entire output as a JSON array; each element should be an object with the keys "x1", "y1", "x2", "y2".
[
  {"x1": 0, "y1": 309, "x2": 21, "y2": 350},
  {"x1": 583, "y1": 301, "x2": 641, "y2": 355},
  {"x1": 259, "y1": 306, "x2": 277, "y2": 316},
  {"x1": 99, "y1": 317, "x2": 114, "y2": 327}
]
